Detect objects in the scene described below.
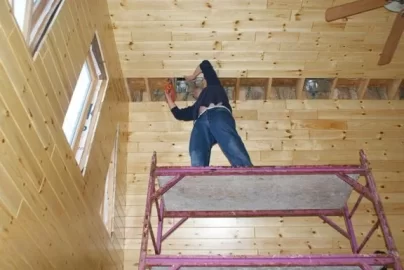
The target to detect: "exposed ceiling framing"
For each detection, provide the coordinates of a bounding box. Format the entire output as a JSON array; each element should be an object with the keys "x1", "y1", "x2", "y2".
[{"x1": 126, "y1": 77, "x2": 404, "y2": 102}]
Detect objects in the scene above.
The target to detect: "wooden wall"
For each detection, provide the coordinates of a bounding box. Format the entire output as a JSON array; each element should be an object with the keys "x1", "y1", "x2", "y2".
[
  {"x1": 107, "y1": 0, "x2": 404, "y2": 78},
  {"x1": 123, "y1": 100, "x2": 404, "y2": 269},
  {"x1": 0, "y1": 0, "x2": 129, "y2": 269}
]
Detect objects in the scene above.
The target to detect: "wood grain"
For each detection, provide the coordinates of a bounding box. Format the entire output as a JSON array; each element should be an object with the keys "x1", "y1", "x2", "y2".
[
  {"x1": 123, "y1": 100, "x2": 404, "y2": 269},
  {"x1": 0, "y1": 0, "x2": 128, "y2": 269},
  {"x1": 108, "y1": 0, "x2": 404, "y2": 78}
]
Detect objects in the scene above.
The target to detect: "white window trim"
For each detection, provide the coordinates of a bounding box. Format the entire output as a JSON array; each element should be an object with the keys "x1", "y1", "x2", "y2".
[{"x1": 62, "y1": 61, "x2": 92, "y2": 145}]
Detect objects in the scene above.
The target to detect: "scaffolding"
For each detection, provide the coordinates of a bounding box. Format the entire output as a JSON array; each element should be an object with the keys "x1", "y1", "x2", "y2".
[{"x1": 138, "y1": 150, "x2": 402, "y2": 270}]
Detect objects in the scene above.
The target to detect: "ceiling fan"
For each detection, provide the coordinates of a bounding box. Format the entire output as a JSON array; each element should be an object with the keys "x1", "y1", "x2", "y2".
[{"x1": 325, "y1": 0, "x2": 404, "y2": 65}]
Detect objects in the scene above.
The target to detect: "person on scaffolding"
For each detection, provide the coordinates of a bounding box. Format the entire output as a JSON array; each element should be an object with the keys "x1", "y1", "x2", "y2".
[{"x1": 164, "y1": 60, "x2": 253, "y2": 167}]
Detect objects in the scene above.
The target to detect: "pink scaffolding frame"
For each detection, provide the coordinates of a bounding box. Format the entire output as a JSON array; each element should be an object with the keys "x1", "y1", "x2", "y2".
[{"x1": 138, "y1": 150, "x2": 402, "y2": 270}]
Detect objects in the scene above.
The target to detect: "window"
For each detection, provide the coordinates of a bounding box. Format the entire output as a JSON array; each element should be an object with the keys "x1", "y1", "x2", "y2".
[
  {"x1": 8, "y1": 0, "x2": 63, "y2": 54},
  {"x1": 100, "y1": 126, "x2": 119, "y2": 236},
  {"x1": 62, "y1": 62, "x2": 92, "y2": 144},
  {"x1": 62, "y1": 34, "x2": 108, "y2": 174}
]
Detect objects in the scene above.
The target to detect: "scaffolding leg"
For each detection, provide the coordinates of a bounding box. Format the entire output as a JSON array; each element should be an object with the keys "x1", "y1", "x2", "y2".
[
  {"x1": 156, "y1": 198, "x2": 165, "y2": 254},
  {"x1": 343, "y1": 204, "x2": 358, "y2": 253}
]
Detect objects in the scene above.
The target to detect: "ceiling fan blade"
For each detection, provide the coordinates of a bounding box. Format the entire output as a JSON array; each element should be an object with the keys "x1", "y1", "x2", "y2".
[
  {"x1": 325, "y1": 0, "x2": 387, "y2": 22},
  {"x1": 378, "y1": 11, "x2": 404, "y2": 65}
]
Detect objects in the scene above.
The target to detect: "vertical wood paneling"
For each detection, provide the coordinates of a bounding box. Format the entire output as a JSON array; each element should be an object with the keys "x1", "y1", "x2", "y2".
[
  {"x1": 47, "y1": 22, "x2": 75, "y2": 98},
  {"x1": 0, "y1": 0, "x2": 129, "y2": 268},
  {"x1": 33, "y1": 54, "x2": 65, "y2": 124},
  {"x1": 40, "y1": 46, "x2": 70, "y2": 113}
]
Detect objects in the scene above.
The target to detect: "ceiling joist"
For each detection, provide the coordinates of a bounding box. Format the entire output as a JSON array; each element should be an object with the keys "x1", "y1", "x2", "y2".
[{"x1": 126, "y1": 77, "x2": 404, "y2": 102}]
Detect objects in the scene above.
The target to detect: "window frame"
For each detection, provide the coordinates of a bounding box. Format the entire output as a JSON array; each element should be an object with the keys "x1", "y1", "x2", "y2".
[
  {"x1": 62, "y1": 34, "x2": 109, "y2": 175},
  {"x1": 70, "y1": 54, "x2": 98, "y2": 153},
  {"x1": 62, "y1": 60, "x2": 93, "y2": 145},
  {"x1": 8, "y1": 0, "x2": 63, "y2": 55},
  {"x1": 76, "y1": 79, "x2": 107, "y2": 170},
  {"x1": 100, "y1": 126, "x2": 119, "y2": 237}
]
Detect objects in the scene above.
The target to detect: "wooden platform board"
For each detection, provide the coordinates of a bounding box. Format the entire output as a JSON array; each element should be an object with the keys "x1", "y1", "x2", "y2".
[{"x1": 158, "y1": 174, "x2": 360, "y2": 212}]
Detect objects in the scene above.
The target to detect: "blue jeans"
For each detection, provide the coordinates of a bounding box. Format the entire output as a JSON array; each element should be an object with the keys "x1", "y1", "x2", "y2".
[{"x1": 189, "y1": 107, "x2": 253, "y2": 167}]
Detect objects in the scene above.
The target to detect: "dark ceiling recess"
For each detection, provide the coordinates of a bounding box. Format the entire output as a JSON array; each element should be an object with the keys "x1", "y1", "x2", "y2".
[{"x1": 125, "y1": 77, "x2": 402, "y2": 102}]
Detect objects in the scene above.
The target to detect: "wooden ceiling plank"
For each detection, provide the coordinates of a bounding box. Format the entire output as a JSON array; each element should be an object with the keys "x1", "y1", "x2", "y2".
[{"x1": 110, "y1": 0, "x2": 404, "y2": 81}]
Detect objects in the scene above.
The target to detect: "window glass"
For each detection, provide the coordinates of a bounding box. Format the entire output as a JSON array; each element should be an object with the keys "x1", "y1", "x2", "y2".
[
  {"x1": 62, "y1": 62, "x2": 91, "y2": 144},
  {"x1": 10, "y1": 0, "x2": 62, "y2": 55},
  {"x1": 13, "y1": 1, "x2": 27, "y2": 31}
]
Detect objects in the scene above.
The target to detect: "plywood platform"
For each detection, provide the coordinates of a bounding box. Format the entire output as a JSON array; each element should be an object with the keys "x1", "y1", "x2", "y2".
[{"x1": 158, "y1": 174, "x2": 360, "y2": 212}]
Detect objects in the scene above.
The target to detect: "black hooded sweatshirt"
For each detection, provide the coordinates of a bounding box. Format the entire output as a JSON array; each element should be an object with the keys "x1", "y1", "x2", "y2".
[{"x1": 170, "y1": 60, "x2": 232, "y2": 121}]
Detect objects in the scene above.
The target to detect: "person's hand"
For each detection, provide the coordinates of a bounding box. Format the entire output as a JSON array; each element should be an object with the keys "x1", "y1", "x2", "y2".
[
  {"x1": 164, "y1": 88, "x2": 176, "y2": 109},
  {"x1": 184, "y1": 75, "x2": 195, "y2": 82},
  {"x1": 164, "y1": 89, "x2": 171, "y2": 101}
]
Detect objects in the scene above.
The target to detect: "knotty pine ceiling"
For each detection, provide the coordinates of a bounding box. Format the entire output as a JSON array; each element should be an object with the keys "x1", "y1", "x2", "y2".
[{"x1": 107, "y1": 0, "x2": 404, "y2": 80}]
